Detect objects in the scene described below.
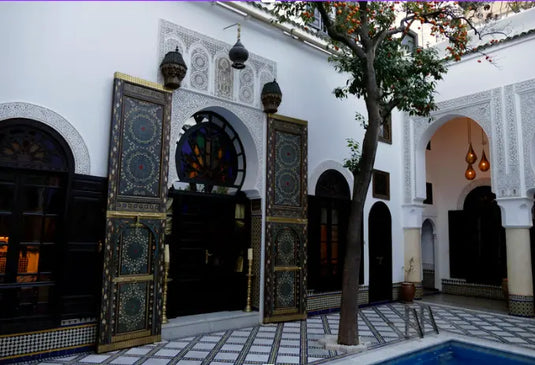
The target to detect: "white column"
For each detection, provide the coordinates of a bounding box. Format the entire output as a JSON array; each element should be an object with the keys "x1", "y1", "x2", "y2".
[
  {"x1": 497, "y1": 197, "x2": 534, "y2": 317},
  {"x1": 402, "y1": 204, "x2": 424, "y2": 299}
]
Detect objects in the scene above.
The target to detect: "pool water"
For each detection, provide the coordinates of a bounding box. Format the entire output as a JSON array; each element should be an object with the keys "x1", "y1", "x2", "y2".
[{"x1": 377, "y1": 340, "x2": 535, "y2": 364}]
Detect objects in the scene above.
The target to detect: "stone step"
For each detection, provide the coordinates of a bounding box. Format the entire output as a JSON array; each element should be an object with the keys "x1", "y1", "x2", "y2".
[{"x1": 162, "y1": 311, "x2": 260, "y2": 340}]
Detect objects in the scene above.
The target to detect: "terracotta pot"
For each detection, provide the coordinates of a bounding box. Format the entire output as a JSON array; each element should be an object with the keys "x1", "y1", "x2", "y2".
[{"x1": 400, "y1": 282, "x2": 416, "y2": 303}]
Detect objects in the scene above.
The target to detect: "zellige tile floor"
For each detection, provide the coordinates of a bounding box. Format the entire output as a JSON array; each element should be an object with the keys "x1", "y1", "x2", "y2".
[{"x1": 31, "y1": 299, "x2": 535, "y2": 365}]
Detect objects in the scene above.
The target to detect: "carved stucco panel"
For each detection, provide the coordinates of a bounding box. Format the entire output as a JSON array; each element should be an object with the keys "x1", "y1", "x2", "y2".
[
  {"x1": 515, "y1": 79, "x2": 535, "y2": 195},
  {"x1": 189, "y1": 44, "x2": 210, "y2": 92},
  {"x1": 159, "y1": 20, "x2": 277, "y2": 109},
  {"x1": 503, "y1": 85, "x2": 521, "y2": 197},
  {"x1": 402, "y1": 114, "x2": 413, "y2": 204},
  {"x1": 215, "y1": 54, "x2": 233, "y2": 100},
  {"x1": 0, "y1": 102, "x2": 91, "y2": 175},
  {"x1": 239, "y1": 66, "x2": 255, "y2": 105},
  {"x1": 170, "y1": 88, "x2": 265, "y2": 194},
  {"x1": 404, "y1": 87, "x2": 521, "y2": 203}
]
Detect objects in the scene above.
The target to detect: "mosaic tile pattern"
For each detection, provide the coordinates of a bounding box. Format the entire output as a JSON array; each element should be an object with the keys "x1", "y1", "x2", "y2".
[
  {"x1": 28, "y1": 301, "x2": 535, "y2": 365},
  {"x1": 442, "y1": 278, "x2": 504, "y2": 300},
  {"x1": 509, "y1": 294, "x2": 535, "y2": 317}
]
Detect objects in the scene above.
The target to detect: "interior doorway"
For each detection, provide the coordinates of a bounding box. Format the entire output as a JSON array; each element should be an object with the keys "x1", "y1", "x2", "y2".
[
  {"x1": 167, "y1": 191, "x2": 249, "y2": 317},
  {"x1": 421, "y1": 219, "x2": 436, "y2": 290},
  {"x1": 368, "y1": 202, "x2": 392, "y2": 303},
  {"x1": 168, "y1": 110, "x2": 249, "y2": 317},
  {"x1": 449, "y1": 186, "x2": 506, "y2": 285}
]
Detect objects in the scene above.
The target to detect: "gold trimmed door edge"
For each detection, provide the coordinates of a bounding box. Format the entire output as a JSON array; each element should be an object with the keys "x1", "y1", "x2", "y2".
[
  {"x1": 114, "y1": 72, "x2": 171, "y2": 93},
  {"x1": 97, "y1": 334, "x2": 161, "y2": 353}
]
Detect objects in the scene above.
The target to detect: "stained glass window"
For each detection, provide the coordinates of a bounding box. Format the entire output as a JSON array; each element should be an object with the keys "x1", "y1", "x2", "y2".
[
  {"x1": 0, "y1": 120, "x2": 72, "y2": 172},
  {"x1": 176, "y1": 112, "x2": 245, "y2": 193}
]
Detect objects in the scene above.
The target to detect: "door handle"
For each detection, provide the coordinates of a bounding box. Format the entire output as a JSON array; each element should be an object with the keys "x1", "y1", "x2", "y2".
[
  {"x1": 97, "y1": 240, "x2": 103, "y2": 253},
  {"x1": 205, "y1": 250, "x2": 213, "y2": 265}
]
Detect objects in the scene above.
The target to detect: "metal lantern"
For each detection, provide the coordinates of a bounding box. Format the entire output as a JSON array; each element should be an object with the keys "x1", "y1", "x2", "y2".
[
  {"x1": 160, "y1": 47, "x2": 188, "y2": 90},
  {"x1": 228, "y1": 24, "x2": 249, "y2": 70},
  {"x1": 261, "y1": 79, "x2": 282, "y2": 114}
]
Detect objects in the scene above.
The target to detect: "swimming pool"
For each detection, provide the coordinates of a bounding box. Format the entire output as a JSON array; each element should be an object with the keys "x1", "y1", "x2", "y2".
[{"x1": 376, "y1": 340, "x2": 535, "y2": 364}]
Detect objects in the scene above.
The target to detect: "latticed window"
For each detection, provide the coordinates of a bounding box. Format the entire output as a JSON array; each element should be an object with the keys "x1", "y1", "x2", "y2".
[{"x1": 175, "y1": 111, "x2": 245, "y2": 194}]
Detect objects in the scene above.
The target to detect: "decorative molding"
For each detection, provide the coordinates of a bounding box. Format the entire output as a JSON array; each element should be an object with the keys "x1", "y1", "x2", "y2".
[
  {"x1": 404, "y1": 83, "x2": 532, "y2": 205},
  {"x1": 159, "y1": 19, "x2": 276, "y2": 108},
  {"x1": 308, "y1": 160, "x2": 353, "y2": 199},
  {"x1": 170, "y1": 88, "x2": 265, "y2": 194},
  {"x1": 515, "y1": 79, "x2": 535, "y2": 196},
  {"x1": 0, "y1": 102, "x2": 90, "y2": 175},
  {"x1": 457, "y1": 178, "x2": 491, "y2": 210}
]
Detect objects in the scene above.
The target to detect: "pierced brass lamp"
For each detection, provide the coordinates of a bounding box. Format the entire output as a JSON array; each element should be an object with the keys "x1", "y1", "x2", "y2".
[
  {"x1": 478, "y1": 129, "x2": 490, "y2": 172},
  {"x1": 465, "y1": 119, "x2": 477, "y2": 164},
  {"x1": 465, "y1": 164, "x2": 476, "y2": 180}
]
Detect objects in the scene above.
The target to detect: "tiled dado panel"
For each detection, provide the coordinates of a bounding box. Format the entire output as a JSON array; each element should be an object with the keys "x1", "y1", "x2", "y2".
[
  {"x1": 307, "y1": 287, "x2": 369, "y2": 314},
  {"x1": 0, "y1": 324, "x2": 96, "y2": 361},
  {"x1": 442, "y1": 279, "x2": 505, "y2": 300}
]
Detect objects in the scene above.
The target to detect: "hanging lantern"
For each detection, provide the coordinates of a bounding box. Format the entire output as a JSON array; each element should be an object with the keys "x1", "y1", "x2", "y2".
[
  {"x1": 465, "y1": 163, "x2": 476, "y2": 180},
  {"x1": 479, "y1": 150, "x2": 490, "y2": 171},
  {"x1": 478, "y1": 129, "x2": 490, "y2": 172},
  {"x1": 160, "y1": 47, "x2": 188, "y2": 90},
  {"x1": 261, "y1": 79, "x2": 282, "y2": 114},
  {"x1": 465, "y1": 143, "x2": 477, "y2": 164},
  {"x1": 228, "y1": 24, "x2": 249, "y2": 70}
]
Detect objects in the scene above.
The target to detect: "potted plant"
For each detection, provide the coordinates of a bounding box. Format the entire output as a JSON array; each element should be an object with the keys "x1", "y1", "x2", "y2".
[{"x1": 400, "y1": 257, "x2": 416, "y2": 303}]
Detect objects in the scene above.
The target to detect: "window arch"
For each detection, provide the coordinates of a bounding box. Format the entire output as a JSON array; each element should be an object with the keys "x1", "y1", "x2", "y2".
[{"x1": 175, "y1": 111, "x2": 245, "y2": 194}]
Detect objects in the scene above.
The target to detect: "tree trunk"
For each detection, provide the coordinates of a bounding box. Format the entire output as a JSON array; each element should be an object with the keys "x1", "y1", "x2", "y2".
[{"x1": 337, "y1": 57, "x2": 383, "y2": 346}]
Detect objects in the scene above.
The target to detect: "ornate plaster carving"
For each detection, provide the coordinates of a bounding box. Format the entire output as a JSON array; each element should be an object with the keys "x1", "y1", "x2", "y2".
[
  {"x1": 457, "y1": 178, "x2": 492, "y2": 210},
  {"x1": 159, "y1": 20, "x2": 277, "y2": 109},
  {"x1": 170, "y1": 88, "x2": 265, "y2": 194},
  {"x1": 404, "y1": 86, "x2": 525, "y2": 204},
  {"x1": 0, "y1": 102, "x2": 90, "y2": 174},
  {"x1": 515, "y1": 79, "x2": 535, "y2": 196},
  {"x1": 309, "y1": 160, "x2": 354, "y2": 199}
]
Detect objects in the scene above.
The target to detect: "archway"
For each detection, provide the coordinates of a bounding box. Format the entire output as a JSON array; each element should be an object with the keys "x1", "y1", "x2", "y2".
[
  {"x1": 421, "y1": 219, "x2": 436, "y2": 290},
  {"x1": 368, "y1": 202, "x2": 392, "y2": 303},
  {"x1": 0, "y1": 119, "x2": 74, "y2": 334},
  {"x1": 167, "y1": 111, "x2": 250, "y2": 317},
  {"x1": 449, "y1": 186, "x2": 506, "y2": 285}
]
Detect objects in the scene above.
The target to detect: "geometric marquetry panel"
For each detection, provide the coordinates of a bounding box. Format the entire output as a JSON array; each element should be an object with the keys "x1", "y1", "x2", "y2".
[
  {"x1": 275, "y1": 271, "x2": 297, "y2": 309},
  {"x1": 264, "y1": 115, "x2": 308, "y2": 323},
  {"x1": 119, "y1": 97, "x2": 163, "y2": 197},
  {"x1": 120, "y1": 227, "x2": 152, "y2": 275},
  {"x1": 117, "y1": 282, "x2": 149, "y2": 333},
  {"x1": 274, "y1": 227, "x2": 298, "y2": 266},
  {"x1": 274, "y1": 132, "x2": 302, "y2": 207}
]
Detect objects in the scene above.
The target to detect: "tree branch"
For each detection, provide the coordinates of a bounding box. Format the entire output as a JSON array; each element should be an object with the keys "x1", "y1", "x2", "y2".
[{"x1": 316, "y1": 2, "x2": 367, "y2": 60}]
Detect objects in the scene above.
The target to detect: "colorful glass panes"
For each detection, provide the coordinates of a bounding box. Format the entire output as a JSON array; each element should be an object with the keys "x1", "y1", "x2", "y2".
[{"x1": 176, "y1": 112, "x2": 245, "y2": 192}]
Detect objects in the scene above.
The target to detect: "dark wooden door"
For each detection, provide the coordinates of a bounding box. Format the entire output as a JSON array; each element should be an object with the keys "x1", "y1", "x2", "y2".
[
  {"x1": 368, "y1": 202, "x2": 392, "y2": 303},
  {"x1": 0, "y1": 169, "x2": 66, "y2": 334},
  {"x1": 168, "y1": 191, "x2": 247, "y2": 317},
  {"x1": 449, "y1": 186, "x2": 506, "y2": 285}
]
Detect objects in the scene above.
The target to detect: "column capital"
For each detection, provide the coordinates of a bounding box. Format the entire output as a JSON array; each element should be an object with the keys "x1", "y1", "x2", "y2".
[
  {"x1": 402, "y1": 204, "x2": 425, "y2": 229},
  {"x1": 496, "y1": 197, "x2": 533, "y2": 229}
]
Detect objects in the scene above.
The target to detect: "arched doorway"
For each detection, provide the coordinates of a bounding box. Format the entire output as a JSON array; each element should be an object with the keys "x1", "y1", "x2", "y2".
[
  {"x1": 168, "y1": 111, "x2": 250, "y2": 317},
  {"x1": 449, "y1": 186, "x2": 506, "y2": 285},
  {"x1": 368, "y1": 202, "x2": 392, "y2": 303},
  {"x1": 308, "y1": 169, "x2": 351, "y2": 292},
  {"x1": 421, "y1": 219, "x2": 436, "y2": 290},
  {"x1": 0, "y1": 119, "x2": 74, "y2": 334}
]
